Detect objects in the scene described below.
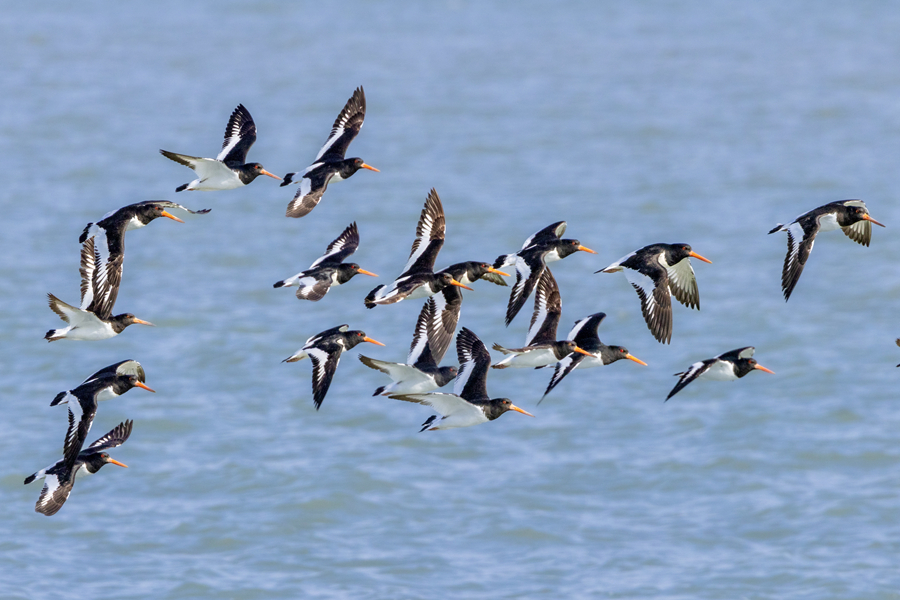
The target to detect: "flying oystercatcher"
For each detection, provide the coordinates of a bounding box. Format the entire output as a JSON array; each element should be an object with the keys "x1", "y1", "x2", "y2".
[{"x1": 666, "y1": 347, "x2": 774, "y2": 401}]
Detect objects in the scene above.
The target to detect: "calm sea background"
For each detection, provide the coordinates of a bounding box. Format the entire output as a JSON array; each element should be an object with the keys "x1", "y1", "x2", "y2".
[{"x1": 2, "y1": 2, "x2": 900, "y2": 598}]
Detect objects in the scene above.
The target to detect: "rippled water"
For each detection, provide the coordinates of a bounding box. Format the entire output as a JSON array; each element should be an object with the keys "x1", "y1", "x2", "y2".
[{"x1": 3, "y1": 2, "x2": 900, "y2": 598}]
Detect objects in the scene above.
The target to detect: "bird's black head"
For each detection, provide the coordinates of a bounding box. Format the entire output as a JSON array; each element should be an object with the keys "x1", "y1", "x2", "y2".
[
  {"x1": 345, "y1": 330, "x2": 385, "y2": 349},
  {"x1": 435, "y1": 366, "x2": 458, "y2": 388},
  {"x1": 666, "y1": 243, "x2": 711, "y2": 265},
  {"x1": 239, "y1": 163, "x2": 282, "y2": 185},
  {"x1": 342, "y1": 158, "x2": 379, "y2": 177},
  {"x1": 85, "y1": 452, "x2": 128, "y2": 474},
  {"x1": 109, "y1": 313, "x2": 154, "y2": 333},
  {"x1": 603, "y1": 345, "x2": 631, "y2": 364},
  {"x1": 556, "y1": 239, "x2": 597, "y2": 259},
  {"x1": 139, "y1": 203, "x2": 185, "y2": 225},
  {"x1": 486, "y1": 398, "x2": 534, "y2": 421}
]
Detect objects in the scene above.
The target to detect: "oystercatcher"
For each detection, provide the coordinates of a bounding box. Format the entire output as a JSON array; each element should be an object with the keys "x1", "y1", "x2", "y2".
[
  {"x1": 666, "y1": 347, "x2": 774, "y2": 401},
  {"x1": 540, "y1": 312, "x2": 646, "y2": 402},
  {"x1": 597, "y1": 243, "x2": 711, "y2": 344},
  {"x1": 50, "y1": 368, "x2": 153, "y2": 500},
  {"x1": 283, "y1": 325, "x2": 385, "y2": 410},
  {"x1": 282, "y1": 86, "x2": 379, "y2": 218},
  {"x1": 492, "y1": 269, "x2": 592, "y2": 369},
  {"x1": 389, "y1": 327, "x2": 534, "y2": 431},
  {"x1": 51, "y1": 359, "x2": 147, "y2": 405},
  {"x1": 494, "y1": 221, "x2": 596, "y2": 326},
  {"x1": 359, "y1": 297, "x2": 457, "y2": 396},
  {"x1": 768, "y1": 199, "x2": 885, "y2": 301},
  {"x1": 25, "y1": 420, "x2": 132, "y2": 516},
  {"x1": 365, "y1": 189, "x2": 471, "y2": 308},
  {"x1": 160, "y1": 103, "x2": 281, "y2": 191},
  {"x1": 273, "y1": 222, "x2": 377, "y2": 301},
  {"x1": 77, "y1": 200, "x2": 210, "y2": 323}
]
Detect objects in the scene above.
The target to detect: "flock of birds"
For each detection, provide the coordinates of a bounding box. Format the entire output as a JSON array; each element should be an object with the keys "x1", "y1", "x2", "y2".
[{"x1": 27, "y1": 86, "x2": 887, "y2": 515}]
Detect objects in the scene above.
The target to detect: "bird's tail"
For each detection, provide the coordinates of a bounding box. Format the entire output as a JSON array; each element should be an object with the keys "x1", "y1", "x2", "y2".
[
  {"x1": 419, "y1": 415, "x2": 438, "y2": 432},
  {"x1": 280, "y1": 173, "x2": 295, "y2": 187}
]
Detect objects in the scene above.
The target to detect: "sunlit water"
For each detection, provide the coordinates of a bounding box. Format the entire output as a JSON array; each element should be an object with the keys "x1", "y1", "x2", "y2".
[{"x1": 2, "y1": 2, "x2": 900, "y2": 598}]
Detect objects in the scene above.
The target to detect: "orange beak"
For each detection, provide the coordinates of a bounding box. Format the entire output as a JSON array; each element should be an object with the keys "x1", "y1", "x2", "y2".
[
  {"x1": 133, "y1": 319, "x2": 155, "y2": 327},
  {"x1": 450, "y1": 278, "x2": 474, "y2": 291},
  {"x1": 261, "y1": 169, "x2": 283, "y2": 181},
  {"x1": 107, "y1": 458, "x2": 129, "y2": 468},
  {"x1": 689, "y1": 251, "x2": 712, "y2": 264},
  {"x1": 361, "y1": 163, "x2": 380, "y2": 172},
  {"x1": 573, "y1": 346, "x2": 594, "y2": 357},
  {"x1": 357, "y1": 269, "x2": 378, "y2": 277},
  {"x1": 160, "y1": 211, "x2": 184, "y2": 223},
  {"x1": 509, "y1": 404, "x2": 535, "y2": 417},
  {"x1": 577, "y1": 245, "x2": 597, "y2": 254},
  {"x1": 863, "y1": 214, "x2": 886, "y2": 227},
  {"x1": 626, "y1": 353, "x2": 648, "y2": 366},
  {"x1": 754, "y1": 364, "x2": 775, "y2": 374},
  {"x1": 363, "y1": 337, "x2": 386, "y2": 346},
  {"x1": 487, "y1": 266, "x2": 510, "y2": 277},
  {"x1": 134, "y1": 381, "x2": 156, "y2": 393}
]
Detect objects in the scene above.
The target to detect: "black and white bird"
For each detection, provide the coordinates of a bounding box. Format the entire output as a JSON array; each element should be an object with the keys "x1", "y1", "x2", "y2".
[
  {"x1": 390, "y1": 327, "x2": 534, "y2": 431},
  {"x1": 282, "y1": 86, "x2": 379, "y2": 218},
  {"x1": 768, "y1": 199, "x2": 885, "y2": 301},
  {"x1": 597, "y1": 243, "x2": 711, "y2": 344},
  {"x1": 492, "y1": 269, "x2": 592, "y2": 369},
  {"x1": 359, "y1": 297, "x2": 457, "y2": 396},
  {"x1": 273, "y1": 222, "x2": 377, "y2": 301},
  {"x1": 80, "y1": 200, "x2": 209, "y2": 316},
  {"x1": 495, "y1": 221, "x2": 596, "y2": 326},
  {"x1": 365, "y1": 189, "x2": 472, "y2": 308},
  {"x1": 160, "y1": 103, "x2": 281, "y2": 191},
  {"x1": 424, "y1": 261, "x2": 510, "y2": 361},
  {"x1": 49, "y1": 366, "x2": 153, "y2": 504},
  {"x1": 283, "y1": 324, "x2": 385, "y2": 410},
  {"x1": 25, "y1": 420, "x2": 132, "y2": 516},
  {"x1": 540, "y1": 312, "x2": 647, "y2": 402},
  {"x1": 666, "y1": 347, "x2": 774, "y2": 401}
]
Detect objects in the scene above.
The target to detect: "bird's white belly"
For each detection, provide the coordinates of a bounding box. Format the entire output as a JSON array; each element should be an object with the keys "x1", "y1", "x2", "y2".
[
  {"x1": 497, "y1": 348, "x2": 557, "y2": 368},
  {"x1": 574, "y1": 355, "x2": 604, "y2": 369},
  {"x1": 702, "y1": 360, "x2": 738, "y2": 381},
  {"x1": 69, "y1": 321, "x2": 117, "y2": 340}
]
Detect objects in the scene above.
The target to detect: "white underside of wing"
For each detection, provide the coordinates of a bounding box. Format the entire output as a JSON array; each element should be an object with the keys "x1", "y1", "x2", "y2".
[
  {"x1": 393, "y1": 393, "x2": 486, "y2": 428},
  {"x1": 623, "y1": 268, "x2": 662, "y2": 315},
  {"x1": 494, "y1": 347, "x2": 558, "y2": 368}
]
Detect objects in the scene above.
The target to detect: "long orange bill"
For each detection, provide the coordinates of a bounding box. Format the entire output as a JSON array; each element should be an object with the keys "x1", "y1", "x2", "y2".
[
  {"x1": 689, "y1": 251, "x2": 712, "y2": 264},
  {"x1": 755, "y1": 364, "x2": 775, "y2": 374},
  {"x1": 577, "y1": 245, "x2": 597, "y2": 254},
  {"x1": 487, "y1": 267, "x2": 510, "y2": 277},
  {"x1": 863, "y1": 214, "x2": 886, "y2": 227},
  {"x1": 361, "y1": 163, "x2": 380, "y2": 172},
  {"x1": 510, "y1": 404, "x2": 535, "y2": 417},
  {"x1": 134, "y1": 381, "x2": 156, "y2": 393},
  {"x1": 107, "y1": 458, "x2": 128, "y2": 468},
  {"x1": 450, "y1": 278, "x2": 474, "y2": 291},
  {"x1": 626, "y1": 354, "x2": 648, "y2": 366},
  {"x1": 160, "y1": 211, "x2": 185, "y2": 223},
  {"x1": 574, "y1": 346, "x2": 594, "y2": 357},
  {"x1": 357, "y1": 269, "x2": 379, "y2": 277},
  {"x1": 363, "y1": 337, "x2": 386, "y2": 346},
  {"x1": 261, "y1": 169, "x2": 283, "y2": 181},
  {"x1": 134, "y1": 319, "x2": 155, "y2": 327}
]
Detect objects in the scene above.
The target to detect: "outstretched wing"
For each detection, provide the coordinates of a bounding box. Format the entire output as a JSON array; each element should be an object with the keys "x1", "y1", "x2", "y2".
[
  {"x1": 311, "y1": 222, "x2": 360, "y2": 267},
  {"x1": 540, "y1": 352, "x2": 587, "y2": 401},
  {"x1": 666, "y1": 257, "x2": 700, "y2": 310},
  {"x1": 666, "y1": 359, "x2": 715, "y2": 401},
  {"x1": 316, "y1": 86, "x2": 366, "y2": 163},
  {"x1": 625, "y1": 268, "x2": 672, "y2": 344},
  {"x1": 85, "y1": 420, "x2": 134, "y2": 453},
  {"x1": 525, "y1": 269, "x2": 561, "y2": 346},
  {"x1": 400, "y1": 189, "x2": 445, "y2": 275},
  {"x1": 453, "y1": 328, "x2": 491, "y2": 400},
  {"x1": 308, "y1": 346, "x2": 341, "y2": 410},
  {"x1": 779, "y1": 221, "x2": 816, "y2": 301},
  {"x1": 217, "y1": 104, "x2": 258, "y2": 165},
  {"x1": 504, "y1": 254, "x2": 544, "y2": 326}
]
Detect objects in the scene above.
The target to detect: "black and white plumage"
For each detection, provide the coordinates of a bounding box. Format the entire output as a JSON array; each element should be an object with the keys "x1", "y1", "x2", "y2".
[
  {"x1": 282, "y1": 87, "x2": 379, "y2": 218},
  {"x1": 597, "y1": 243, "x2": 711, "y2": 344},
  {"x1": 283, "y1": 324, "x2": 385, "y2": 410},
  {"x1": 491, "y1": 269, "x2": 592, "y2": 369},
  {"x1": 25, "y1": 420, "x2": 132, "y2": 516},
  {"x1": 425, "y1": 261, "x2": 510, "y2": 361},
  {"x1": 365, "y1": 189, "x2": 472, "y2": 308},
  {"x1": 48, "y1": 368, "x2": 153, "y2": 509},
  {"x1": 359, "y1": 297, "x2": 457, "y2": 396},
  {"x1": 45, "y1": 201, "x2": 210, "y2": 341},
  {"x1": 389, "y1": 327, "x2": 534, "y2": 431},
  {"x1": 273, "y1": 222, "x2": 377, "y2": 301},
  {"x1": 160, "y1": 103, "x2": 281, "y2": 191},
  {"x1": 666, "y1": 347, "x2": 774, "y2": 401},
  {"x1": 768, "y1": 199, "x2": 885, "y2": 301},
  {"x1": 495, "y1": 221, "x2": 597, "y2": 326},
  {"x1": 540, "y1": 312, "x2": 647, "y2": 402}
]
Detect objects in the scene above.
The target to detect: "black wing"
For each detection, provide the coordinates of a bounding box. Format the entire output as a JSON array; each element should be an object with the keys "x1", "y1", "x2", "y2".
[
  {"x1": 454, "y1": 328, "x2": 491, "y2": 401},
  {"x1": 218, "y1": 104, "x2": 258, "y2": 166},
  {"x1": 505, "y1": 253, "x2": 545, "y2": 326},
  {"x1": 400, "y1": 189, "x2": 445, "y2": 276},
  {"x1": 311, "y1": 222, "x2": 360, "y2": 267},
  {"x1": 316, "y1": 86, "x2": 366, "y2": 163},
  {"x1": 525, "y1": 269, "x2": 561, "y2": 346},
  {"x1": 666, "y1": 359, "x2": 715, "y2": 401},
  {"x1": 84, "y1": 420, "x2": 134, "y2": 453}
]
